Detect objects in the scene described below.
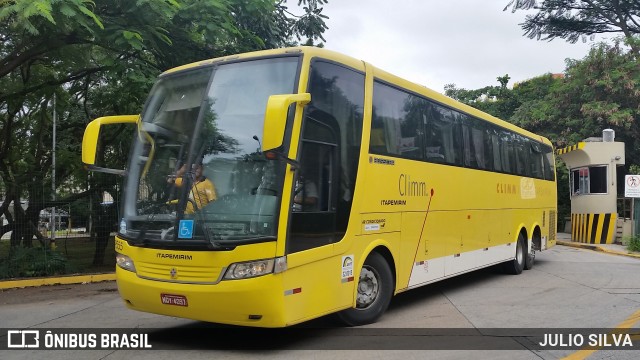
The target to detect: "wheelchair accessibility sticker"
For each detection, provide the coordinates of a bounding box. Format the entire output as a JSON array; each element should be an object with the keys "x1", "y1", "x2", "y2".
[{"x1": 178, "y1": 220, "x2": 194, "y2": 239}]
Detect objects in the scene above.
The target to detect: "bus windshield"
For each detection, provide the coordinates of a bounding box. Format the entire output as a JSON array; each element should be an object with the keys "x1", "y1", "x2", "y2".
[{"x1": 121, "y1": 56, "x2": 300, "y2": 247}]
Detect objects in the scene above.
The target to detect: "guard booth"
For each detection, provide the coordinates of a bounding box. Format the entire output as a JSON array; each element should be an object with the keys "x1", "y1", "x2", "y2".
[{"x1": 556, "y1": 129, "x2": 625, "y2": 244}]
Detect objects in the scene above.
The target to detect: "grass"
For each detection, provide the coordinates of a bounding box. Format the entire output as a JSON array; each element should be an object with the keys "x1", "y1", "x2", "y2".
[
  {"x1": 55, "y1": 235, "x2": 117, "y2": 272},
  {"x1": 0, "y1": 235, "x2": 116, "y2": 280},
  {"x1": 626, "y1": 235, "x2": 640, "y2": 252}
]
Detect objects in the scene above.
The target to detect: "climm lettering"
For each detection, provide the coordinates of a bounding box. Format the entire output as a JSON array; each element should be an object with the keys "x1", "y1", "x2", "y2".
[
  {"x1": 497, "y1": 183, "x2": 517, "y2": 194},
  {"x1": 157, "y1": 253, "x2": 193, "y2": 260},
  {"x1": 399, "y1": 174, "x2": 427, "y2": 197}
]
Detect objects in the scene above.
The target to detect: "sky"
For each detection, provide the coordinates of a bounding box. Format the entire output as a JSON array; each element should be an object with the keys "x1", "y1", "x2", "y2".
[{"x1": 295, "y1": 0, "x2": 601, "y2": 93}]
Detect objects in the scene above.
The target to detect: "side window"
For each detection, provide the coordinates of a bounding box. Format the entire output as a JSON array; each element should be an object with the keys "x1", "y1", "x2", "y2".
[
  {"x1": 514, "y1": 136, "x2": 528, "y2": 176},
  {"x1": 425, "y1": 103, "x2": 462, "y2": 165},
  {"x1": 400, "y1": 96, "x2": 425, "y2": 160},
  {"x1": 308, "y1": 60, "x2": 364, "y2": 231},
  {"x1": 530, "y1": 142, "x2": 545, "y2": 179},
  {"x1": 370, "y1": 82, "x2": 424, "y2": 160},
  {"x1": 500, "y1": 130, "x2": 514, "y2": 174},
  {"x1": 462, "y1": 115, "x2": 491, "y2": 170},
  {"x1": 368, "y1": 79, "x2": 556, "y2": 182},
  {"x1": 589, "y1": 166, "x2": 608, "y2": 194},
  {"x1": 288, "y1": 60, "x2": 364, "y2": 254},
  {"x1": 571, "y1": 167, "x2": 594, "y2": 195},
  {"x1": 294, "y1": 119, "x2": 336, "y2": 213},
  {"x1": 489, "y1": 126, "x2": 502, "y2": 172},
  {"x1": 542, "y1": 146, "x2": 555, "y2": 181}
]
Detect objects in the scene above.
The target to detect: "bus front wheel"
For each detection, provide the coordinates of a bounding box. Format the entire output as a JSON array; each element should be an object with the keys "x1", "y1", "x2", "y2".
[
  {"x1": 337, "y1": 252, "x2": 394, "y2": 326},
  {"x1": 504, "y1": 233, "x2": 525, "y2": 275}
]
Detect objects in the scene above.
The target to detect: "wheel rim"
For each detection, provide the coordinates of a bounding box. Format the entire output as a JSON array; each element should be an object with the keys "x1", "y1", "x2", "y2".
[{"x1": 356, "y1": 266, "x2": 380, "y2": 309}]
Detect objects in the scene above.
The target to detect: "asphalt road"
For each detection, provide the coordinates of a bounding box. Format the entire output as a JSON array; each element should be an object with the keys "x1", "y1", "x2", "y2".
[{"x1": 1, "y1": 245, "x2": 640, "y2": 360}]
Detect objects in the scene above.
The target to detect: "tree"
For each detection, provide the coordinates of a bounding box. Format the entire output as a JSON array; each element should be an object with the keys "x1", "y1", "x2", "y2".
[
  {"x1": 504, "y1": 0, "x2": 640, "y2": 55},
  {"x1": 510, "y1": 42, "x2": 639, "y2": 226},
  {"x1": 0, "y1": 0, "x2": 330, "y2": 265},
  {"x1": 445, "y1": 74, "x2": 526, "y2": 120},
  {"x1": 511, "y1": 42, "x2": 639, "y2": 151}
]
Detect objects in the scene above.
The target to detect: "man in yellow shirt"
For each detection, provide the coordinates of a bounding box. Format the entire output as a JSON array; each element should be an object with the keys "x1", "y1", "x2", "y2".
[{"x1": 169, "y1": 163, "x2": 217, "y2": 213}]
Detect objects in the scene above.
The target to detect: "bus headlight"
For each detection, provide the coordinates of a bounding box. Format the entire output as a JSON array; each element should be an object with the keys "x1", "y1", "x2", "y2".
[
  {"x1": 223, "y1": 257, "x2": 287, "y2": 280},
  {"x1": 116, "y1": 253, "x2": 136, "y2": 272}
]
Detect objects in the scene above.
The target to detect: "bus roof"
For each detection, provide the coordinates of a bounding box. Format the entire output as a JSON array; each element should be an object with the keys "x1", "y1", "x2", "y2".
[
  {"x1": 162, "y1": 46, "x2": 553, "y2": 148},
  {"x1": 162, "y1": 46, "x2": 365, "y2": 75}
]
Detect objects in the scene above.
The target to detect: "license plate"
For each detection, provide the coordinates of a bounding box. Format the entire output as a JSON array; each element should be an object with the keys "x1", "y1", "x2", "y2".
[{"x1": 160, "y1": 293, "x2": 188, "y2": 307}]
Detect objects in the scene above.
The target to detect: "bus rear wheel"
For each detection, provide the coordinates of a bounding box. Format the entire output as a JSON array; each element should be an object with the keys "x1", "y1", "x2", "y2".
[
  {"x1": 337, "y1": 252, "x2": 394, "y2": 326},
  {"x1": 504, "y1": 233, "x2": 525, "y2": 275},
  {"x1": 524, "y1": 240, "x2": 535, "y2": 270}
]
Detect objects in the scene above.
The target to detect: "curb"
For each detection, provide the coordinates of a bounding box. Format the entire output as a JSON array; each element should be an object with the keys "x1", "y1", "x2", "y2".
[
  {"x1": 556, "y1": 240, "x2": 640, "y2": 260},
  {"x1": 0, "y1": 273, "x2": 115, "y2": 290}
]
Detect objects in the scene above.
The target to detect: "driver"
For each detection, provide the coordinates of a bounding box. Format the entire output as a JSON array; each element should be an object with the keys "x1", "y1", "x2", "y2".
[
  {"x1": 293, "y1": 176, "x2": 318, "y2": 212},
  {"x1": 168, "y1": 162, "x2": 217, "y2": 213}
]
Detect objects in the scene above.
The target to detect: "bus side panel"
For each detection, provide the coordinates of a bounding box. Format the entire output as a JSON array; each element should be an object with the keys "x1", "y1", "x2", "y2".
[
  {"x1": 402, "y1": 211, "x2": 446, "y2": 289},
  {"x1": 281, "y1": 245, "x2": 355, "y2": 326}
]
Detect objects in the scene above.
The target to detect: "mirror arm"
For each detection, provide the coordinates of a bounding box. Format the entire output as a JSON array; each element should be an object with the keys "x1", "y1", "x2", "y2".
[
  {"x1": 265, "y1": 150, "x2": 299, "y2": 170},
  {"x1": 85, "y1": 165, "x2": 126, "y2": 176}
]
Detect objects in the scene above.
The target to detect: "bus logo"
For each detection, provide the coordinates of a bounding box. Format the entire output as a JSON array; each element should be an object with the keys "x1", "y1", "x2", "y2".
[{"x1": 521, "y1": 178, "x2": 536, "y2": 199}]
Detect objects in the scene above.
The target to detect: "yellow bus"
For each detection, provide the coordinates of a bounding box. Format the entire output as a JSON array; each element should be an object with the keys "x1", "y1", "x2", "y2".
[{"x1": 82, "y1": 46, "x2": 557, "y2": 327}]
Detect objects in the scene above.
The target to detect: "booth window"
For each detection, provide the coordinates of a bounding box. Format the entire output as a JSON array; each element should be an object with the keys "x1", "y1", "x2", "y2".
[{"x1": 571, "y1": 165, "x2": 607, "y2": 195}]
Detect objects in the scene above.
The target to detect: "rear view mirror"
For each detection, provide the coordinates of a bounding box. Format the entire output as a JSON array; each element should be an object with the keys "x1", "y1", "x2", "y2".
[
  {"x1": 262, "y1": 93, "x2": 311, "y2": 152},
  {"x1": 82, "y1": 115, "x2": 139, "y2": 175}
]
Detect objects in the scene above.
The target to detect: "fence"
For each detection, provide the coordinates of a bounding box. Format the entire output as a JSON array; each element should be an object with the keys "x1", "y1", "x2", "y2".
[{"x1": 0, "y1": 185, "x2": 120, "y2": 280}]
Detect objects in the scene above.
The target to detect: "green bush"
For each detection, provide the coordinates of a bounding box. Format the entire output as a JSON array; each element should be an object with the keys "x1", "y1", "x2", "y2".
[
  {"x1": 0, "y1": 246, "x2": 71, "y2": 279},
  {"x1": 626, "y1": 235, "x2": 640, "y2": 252}
]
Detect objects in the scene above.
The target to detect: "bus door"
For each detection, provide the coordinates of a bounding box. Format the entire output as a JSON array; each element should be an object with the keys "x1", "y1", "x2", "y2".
[
  {"x1": 280, "y1": 111, "x2": 343, "y2": 324},
  {"x1": 280, "y1": 60, "x2": 365, "y2": 324}
]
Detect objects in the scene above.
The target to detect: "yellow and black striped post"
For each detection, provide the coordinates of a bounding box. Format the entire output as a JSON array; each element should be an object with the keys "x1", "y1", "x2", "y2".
[{"x1": 571, "y1": 213, "x2": 617, "y2": 244}]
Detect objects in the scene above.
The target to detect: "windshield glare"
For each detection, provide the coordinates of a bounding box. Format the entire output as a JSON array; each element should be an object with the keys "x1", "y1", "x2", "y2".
[{"x1": 122, "y1": 57, "x2": 300, "y2": 245}]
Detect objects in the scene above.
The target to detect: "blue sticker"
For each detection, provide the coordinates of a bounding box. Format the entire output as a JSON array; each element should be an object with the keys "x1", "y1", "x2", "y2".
[{"x1": 178, "y1": 220, "x2": 194, "y2": 239}]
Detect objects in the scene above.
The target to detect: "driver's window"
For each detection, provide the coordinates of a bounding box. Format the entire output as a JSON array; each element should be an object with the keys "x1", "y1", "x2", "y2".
[
  {"x1": 288, "y1": 114, "x2": 338, "y2": 253},
  {"x1": 293, "y1": 143, "x2": 333, "y2": 213}
]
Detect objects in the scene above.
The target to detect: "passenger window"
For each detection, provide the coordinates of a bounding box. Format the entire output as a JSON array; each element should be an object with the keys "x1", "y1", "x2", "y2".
[
  {"x1": 425, "y1": 104, "x2": 461, "y2": 165},
  {"x1": 370, "y1": 82, "x2": 424, "y2": 160},
  {"x1": 462, "y1": 116, "x2": 490, "y2": 170}
]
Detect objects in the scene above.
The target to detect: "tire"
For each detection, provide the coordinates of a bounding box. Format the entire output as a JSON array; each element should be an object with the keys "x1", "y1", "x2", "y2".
[
  {"x1": 337, "y1": 252, "x2": 394, "y2": 326},
  {"x1": 503, "y1": 233, "x2": 525, "y2": 275},
  {"x1": 524, "y1": 237, "x2": 535, "y2": 270}
]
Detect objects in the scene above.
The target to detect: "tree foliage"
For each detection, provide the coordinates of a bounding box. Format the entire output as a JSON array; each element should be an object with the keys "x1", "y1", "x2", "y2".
[
  {"x1": 445, "y1": 73, "x2": 560, "y2": 121},
  {"x1": 504, "y1": 0, "x2": 640, "y2": 55},
  {"x1": 511, "y1": 42, "x2": 639, "y2": 151},
  {"x1": 0, "y1": 0, "x2": 330, "y2": 261}
]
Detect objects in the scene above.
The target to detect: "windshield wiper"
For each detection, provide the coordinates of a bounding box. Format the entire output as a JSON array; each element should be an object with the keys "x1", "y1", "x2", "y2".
[{"x1": 209, "y1": 235, "x2": 277, "y2": 250}]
